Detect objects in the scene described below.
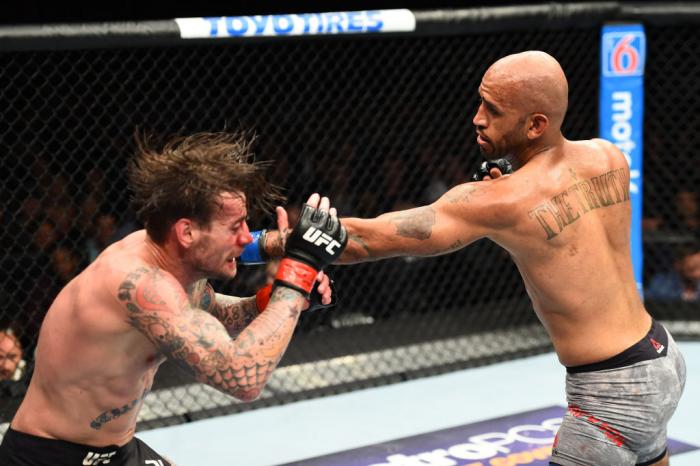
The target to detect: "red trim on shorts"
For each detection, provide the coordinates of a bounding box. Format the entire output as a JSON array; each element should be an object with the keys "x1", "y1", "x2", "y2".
[{"x1": 568, "y1": 405, "x2": 626, "y2": 447}]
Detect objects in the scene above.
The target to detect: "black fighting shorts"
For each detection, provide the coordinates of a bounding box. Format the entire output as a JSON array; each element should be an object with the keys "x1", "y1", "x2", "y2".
[{"x1": 0, "y1": 427, "x2": 172, "y2": 466}]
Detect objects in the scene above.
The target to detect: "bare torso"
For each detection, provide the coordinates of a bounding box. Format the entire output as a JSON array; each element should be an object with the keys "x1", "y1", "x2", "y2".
[
  {"x1": 341, "y1": 138, "x2": 650, "y2": 368},
  {"x1": 12, "y1": 231, "x2": 167, "y2": 446},
  {"x1": 486, "y1": 139, "x2": 649, "y2": 366}
]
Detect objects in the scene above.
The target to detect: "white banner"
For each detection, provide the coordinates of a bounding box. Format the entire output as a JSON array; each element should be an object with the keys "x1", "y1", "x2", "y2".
[{"x1": 175, "y1": 10, "x2": 416, "y2": 39}]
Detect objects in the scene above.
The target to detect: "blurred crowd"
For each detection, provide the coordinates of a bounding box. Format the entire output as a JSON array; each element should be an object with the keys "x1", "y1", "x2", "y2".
[
  {"x1": 643, "y1": 187, "x2": 700, "y2": 302},
  {"x1": 1, "y1": 157, "x2": 136, "y2": 357}
]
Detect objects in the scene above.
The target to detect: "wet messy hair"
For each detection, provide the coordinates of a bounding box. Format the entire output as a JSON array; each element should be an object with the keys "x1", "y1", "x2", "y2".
[{"x1": 128, "y1": 131, "x2": 283, "y2": 244}]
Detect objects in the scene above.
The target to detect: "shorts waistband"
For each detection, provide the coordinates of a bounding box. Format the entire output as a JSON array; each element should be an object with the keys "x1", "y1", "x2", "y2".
[
  {"x1": 2, "y1": 427, "x2": 135, "y2": 464},
  {"x1": 566, "y1": 319, "x2": 668, "y2": 374}
]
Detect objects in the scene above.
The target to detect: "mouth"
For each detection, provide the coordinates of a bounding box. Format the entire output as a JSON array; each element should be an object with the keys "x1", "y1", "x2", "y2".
[{"x1": 476, "y1": 133, "x2": 491, "y2": 148}]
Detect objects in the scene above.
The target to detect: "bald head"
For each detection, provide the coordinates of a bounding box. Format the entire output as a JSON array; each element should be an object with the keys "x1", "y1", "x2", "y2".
[{"x1": 484, "y1": 51, "x2": 569, "y2": 130}]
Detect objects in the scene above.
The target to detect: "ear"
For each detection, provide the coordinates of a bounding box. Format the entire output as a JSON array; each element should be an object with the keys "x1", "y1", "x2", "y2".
[
  {"x1": 527, "y1": 113, "x2": 549, "y2": 140},
  {"x1": 173, "y1": 218, "x2": 198, "y2": 248}
]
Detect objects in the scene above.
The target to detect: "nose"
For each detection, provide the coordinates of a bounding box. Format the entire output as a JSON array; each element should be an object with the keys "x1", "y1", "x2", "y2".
[
  {"x1": 239, "y1": 221, "x2": 253, "y2": 246},
  {"x1": 1, "y1": 359, "x2": 13, "y2": 378},
  {"x1": 473, "y1": 104, "x2": 486, "y2": 128}
]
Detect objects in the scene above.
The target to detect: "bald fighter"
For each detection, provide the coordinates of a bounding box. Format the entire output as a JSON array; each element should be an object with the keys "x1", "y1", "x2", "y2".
[
  {"x1": 257, "y1": 52, "x2": 686, "y2": 465},
  {"x1": 0, "y1": 132, "x2": 346, "y2": 466}
]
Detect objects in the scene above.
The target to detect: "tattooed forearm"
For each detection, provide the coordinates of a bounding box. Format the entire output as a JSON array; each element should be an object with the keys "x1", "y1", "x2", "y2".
[
  {"x1": 117, "y1": 267, "x2": 305, "y2": 400},
  {"x1": 431, "y1": 239, "x2": 465, "y2": 256},
  {"x1": 199, "y1": 286, "x2": 303, "y2": 398},
  {"x1": 265, "y1": 228, "x2": 290, "y2": 258},
  {"x1": 529, "y1": 167, "x2": 630, "y2": 240},
  {"x1": 388, "y1": 207, "x2": 436, "y2": 240},
  {"x1": 212, "y1": 294, "x2": 260, "y2": 337},
  {"x1": 349, "y1": 234, "x2": 371, "y2": 256}
]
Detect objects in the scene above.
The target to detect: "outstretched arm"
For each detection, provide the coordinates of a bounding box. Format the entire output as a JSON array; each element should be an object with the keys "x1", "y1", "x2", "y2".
[
  {"x1": 261, "y1": 185, "x2": 502, "y2": 264},
  {"x1": 340, "y1": 182, "x2": 511, "y2": 263}
]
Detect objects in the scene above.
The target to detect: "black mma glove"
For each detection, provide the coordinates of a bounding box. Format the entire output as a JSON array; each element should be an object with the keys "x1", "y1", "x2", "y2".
[
  {"x1": 471, "y1": 158, "x2": 514, "y2": 181},
  {"x1": 273, "y1": 205, "x2": 348, "y2": 298}
]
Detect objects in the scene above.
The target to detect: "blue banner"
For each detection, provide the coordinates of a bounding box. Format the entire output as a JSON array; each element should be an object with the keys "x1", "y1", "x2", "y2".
[{"x1": 600, "y1": 24, "x2": 646, "y2": 296}]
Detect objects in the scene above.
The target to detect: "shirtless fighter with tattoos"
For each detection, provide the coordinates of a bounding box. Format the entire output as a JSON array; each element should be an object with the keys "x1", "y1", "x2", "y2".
[
  {"x1": 0, "y1": 132, "x2": 346, "y2": 466},
  {"x1": 256, "y1": 52, "x2": 686, "y2": 465}
]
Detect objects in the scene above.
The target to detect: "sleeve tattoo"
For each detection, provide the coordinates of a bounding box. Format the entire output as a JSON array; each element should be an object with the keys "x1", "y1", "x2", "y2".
[
  {"x1": 212, "y1": 292, "x2": 260, "y2": 337},
  {"x1": 188, "y1": 280, "x2": 259, "y2": 337},
  {"x1": 117, "y1": 267, "x2": 303, "y2": 400}
]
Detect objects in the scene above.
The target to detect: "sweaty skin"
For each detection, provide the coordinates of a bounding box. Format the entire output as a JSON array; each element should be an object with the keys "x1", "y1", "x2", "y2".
[
  {"x1": 11, "y1": 193, "x2": 330, "y2": 447},
  {"x1": 335, "y1": 52, "x2": 650, "y2": 368}
]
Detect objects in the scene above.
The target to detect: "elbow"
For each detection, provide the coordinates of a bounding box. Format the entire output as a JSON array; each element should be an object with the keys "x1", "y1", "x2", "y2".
[{"x1": 232, "y1": 386, "x2": 263, "y2": 402}]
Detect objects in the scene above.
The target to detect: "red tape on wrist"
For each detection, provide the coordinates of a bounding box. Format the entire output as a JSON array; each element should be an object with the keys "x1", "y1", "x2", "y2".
[
  {"x1": 275, "y1": 259, "x2": 317, "y2": 294},
  {"x1": 255, "y1": 284, "x2": 273, "y2": 312}
]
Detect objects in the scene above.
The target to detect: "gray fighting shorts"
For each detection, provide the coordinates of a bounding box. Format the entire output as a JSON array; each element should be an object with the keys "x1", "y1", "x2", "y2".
[{"x1": 550, "y1": 319, "x2": 686, "y2": 466}]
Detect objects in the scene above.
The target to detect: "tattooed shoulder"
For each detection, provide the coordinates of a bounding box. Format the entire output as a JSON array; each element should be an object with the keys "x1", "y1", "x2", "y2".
[
  {"x1": 117, "y1": 266, "x2": 187, "y2": 317},
  {"x1": 445, "y1": 185, "x2": 487, "y2": 204}
]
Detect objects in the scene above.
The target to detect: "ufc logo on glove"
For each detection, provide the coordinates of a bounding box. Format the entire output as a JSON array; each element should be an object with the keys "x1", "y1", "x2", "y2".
[{"x1": 302, "y1": 227, "x2": 342, "y2": 254}]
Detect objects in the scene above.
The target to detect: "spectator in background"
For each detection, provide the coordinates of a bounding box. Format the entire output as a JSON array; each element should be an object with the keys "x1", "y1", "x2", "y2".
[
  {"x1": 643, "y1": 188, "x2": 699, "y2": 236},
  {"x1": 18, "y1": 196, "x2": 43, "y2": 230},
  {"x1": 673, "y1": 189, "x2": 700, "y2": 234},
  {"x1": 85, "y1": 212, "x2": 119, "y2": 262},
  {"x1": 77, "y1": 167, "x2": 108, "y2": 236},
  {"x1": 320, "y1": 143, "x2": 356, "y2": 215},
  {"x1": 382, "y1": 155, "x2": 413, "y2": 211},
  {"x1": 32, "y1": 218, "x2": 58, "y2": 255},
  {"x1": 50, "y1": 244, "x2": 83, "y2": 286},
  {"x1": 13, "y1": 218, "x2": 58, "y2": 342},
  {"x1": 44, "y1": 173, "x2": 82, "y2": 244},
  {"x1": 0, "y1": 328, "x2": 30, "y2": 401},
  {"x1": 16, "y1": 155, "x2": 52, "y2": 229},
  {"x1": 0, "y1": 330, "x2": 26, "y2": 383},
  {"x1": 647, "y1": 242, "x2": 700, "y2": 302}
]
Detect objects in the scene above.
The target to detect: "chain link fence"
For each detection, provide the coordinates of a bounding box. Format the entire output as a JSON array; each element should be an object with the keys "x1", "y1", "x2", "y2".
[
  {"x1": 0, "y1": 9, "x2": 698, "y2": 433},
  {"x1": 643, "y1": 26, "x2": 700, "y2": 312}
]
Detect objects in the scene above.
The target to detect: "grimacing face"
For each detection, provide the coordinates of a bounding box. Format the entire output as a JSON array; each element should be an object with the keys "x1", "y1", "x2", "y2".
[{"x1": 188, "y1": 192, "x2": 253, "y2": 280}]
